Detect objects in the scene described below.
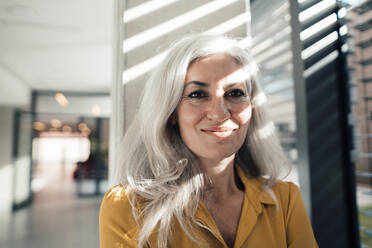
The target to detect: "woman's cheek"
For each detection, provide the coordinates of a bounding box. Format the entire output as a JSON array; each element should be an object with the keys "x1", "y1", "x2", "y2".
[
  {"x1": 177, "y1": 103, "x2": 201, "y2": 126},
  {"x1": 237, "y1": 105, "x2": 252, "y2": 124}
]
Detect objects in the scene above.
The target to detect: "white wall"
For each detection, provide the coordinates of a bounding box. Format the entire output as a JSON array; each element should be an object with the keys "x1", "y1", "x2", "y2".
[
  {"x1": 0, "y1": 106, "x2": 14, "y2": 213},
  {"x1": 0, "y1": 65, "x2": 30, "y2": 107}
]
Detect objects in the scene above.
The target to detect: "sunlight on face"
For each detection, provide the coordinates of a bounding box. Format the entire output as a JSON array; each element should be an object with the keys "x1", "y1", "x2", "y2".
[
  {"x1": 222, "y1": 65, "x2": 252, "y2": 85},
  {"x1": 176, "y1": 54, "x2": 253, "y2": 165}
]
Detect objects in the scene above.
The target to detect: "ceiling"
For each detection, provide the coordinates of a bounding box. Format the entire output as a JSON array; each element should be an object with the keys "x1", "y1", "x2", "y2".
[{"x1": 0, "y1": 0, "x2": 114, "y2": 107}]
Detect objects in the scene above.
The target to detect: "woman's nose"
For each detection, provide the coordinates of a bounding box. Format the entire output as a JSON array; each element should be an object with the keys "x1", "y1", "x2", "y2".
[{"x1": 206, "y1": 97, "x2": 231, "y2": 122}]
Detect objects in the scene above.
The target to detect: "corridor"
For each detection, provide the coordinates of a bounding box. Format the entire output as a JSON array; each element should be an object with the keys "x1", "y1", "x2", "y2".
[{"x1": 0, "y1": 174, "x2": 102, "y2": 248}]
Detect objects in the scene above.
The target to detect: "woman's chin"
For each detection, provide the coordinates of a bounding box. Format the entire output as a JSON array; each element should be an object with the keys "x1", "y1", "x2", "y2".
[{"x1": 195, "y1": 151, "x2": 236, "y2": 164}]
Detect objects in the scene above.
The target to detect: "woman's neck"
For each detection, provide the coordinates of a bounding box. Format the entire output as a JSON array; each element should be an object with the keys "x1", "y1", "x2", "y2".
[{"x1": 199, "y1": 155, "x2": 242, "y2": 201}]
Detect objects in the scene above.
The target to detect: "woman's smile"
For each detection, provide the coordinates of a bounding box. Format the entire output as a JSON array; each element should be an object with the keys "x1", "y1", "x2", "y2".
[{"x1": 201, "y1": 126, "x2": 237, "y2": 138}]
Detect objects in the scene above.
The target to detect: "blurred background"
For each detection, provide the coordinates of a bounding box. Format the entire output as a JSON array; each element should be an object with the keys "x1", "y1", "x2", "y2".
[{"x1": 0, "y1": 0, "x2": 371, "y2": 247}]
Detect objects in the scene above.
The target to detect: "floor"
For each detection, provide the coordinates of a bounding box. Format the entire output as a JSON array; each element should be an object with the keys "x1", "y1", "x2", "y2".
[{"x1": 0, "y1": 176, "x2": 103, "y2": 248}]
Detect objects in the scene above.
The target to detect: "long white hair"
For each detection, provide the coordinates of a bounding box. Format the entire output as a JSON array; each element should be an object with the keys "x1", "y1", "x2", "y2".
[{"x1": 114, "y1": 34, "x2": 289, "y2": 248}]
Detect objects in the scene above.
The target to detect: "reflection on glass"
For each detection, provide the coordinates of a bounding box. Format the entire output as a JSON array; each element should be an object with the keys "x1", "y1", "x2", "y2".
[{"x1": 347, "y1": 4, "x2": 372, "y2": 247}]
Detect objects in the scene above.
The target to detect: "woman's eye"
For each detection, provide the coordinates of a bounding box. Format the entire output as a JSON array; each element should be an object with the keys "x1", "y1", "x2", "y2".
[
  {"x1": 188, "y1": 91, "x2": 206, "y2": 98},
  {"x1": 226, "y1": 89, "x2": 245, "y2": 98}
]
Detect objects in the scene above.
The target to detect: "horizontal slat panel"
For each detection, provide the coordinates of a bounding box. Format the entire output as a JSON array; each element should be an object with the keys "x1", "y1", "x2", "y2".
[
  {"x1": 251, "y1": 19, "x2": 290, "y2": 47},
  {"x1": 255, "y1": 39, "x2": 291, "y2": 62},
  {"x1": 262, "y1": 71, "x2": 292, "y2": 85},
  {"x1": 302, "y1": 21, "x2": 338, "y2": 49},
  {"x1": 299, "y1": 0, "x2": 322, "y2": 12},
  {"x1": 300, "y1": 1, "x2": 337, "y2": 30},
  {"x1": 253, "y1": 32, "x2": 291, "y2": 57},
  {"x1": 265, "y1": 82, "x2": 293, "y2": 95},
  {"x1": 304, "y1": 42, "x2": 338, "y2": 70}
]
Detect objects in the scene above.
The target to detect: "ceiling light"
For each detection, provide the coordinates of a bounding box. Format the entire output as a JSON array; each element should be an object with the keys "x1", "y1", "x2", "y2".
[
  {"x1": 33, "y1": 122, "x2": 46, "y2": 131},
  {"x1": 50, "y1": 119, "x2": 62, "y2": 128},
  {"x1": 62, "y1": 125, "x2": 72, "y2": 132},
  {"x1": 92, "y1": 104, "x2": 101, "y2": 116},
  {"x1": 81, "y1": 127, "x2": 91, "y2": 136},
  {"x1": 78, "y1": 123, "x2": 88, "y2": 131},
  {"x1": 55, "y1": 93, "x2": 68, "y2": 107}
]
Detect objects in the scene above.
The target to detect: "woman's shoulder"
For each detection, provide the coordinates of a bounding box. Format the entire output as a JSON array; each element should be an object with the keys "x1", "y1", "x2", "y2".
[
  {"x1": 100, "y1": 186, "x2": 140, "y2": 246},
  {"x1": 272, "y1": 180, "x2": 300, "y2": 194},
  {"x1": 101, "y1": 184, "x2": 133, "y2": 211},
  {"x1": 100, "y1": 184, "x2": 137, "y2": 226},
  {"x1": 102, "y1": 184, "x2": 129, "y2": 201},
  {"x1": 251, "y1": 175, "x2": 300, "y2": 196},
  {"x1": 269, "y1": 180, "x2": 304, "y2": 213},
  {"x1": 103, "y1": 184, "x2": 130, "y2": 198},
  {"x1": 237, "y1": 168, "x2": 301, "y2": 208},
  {"x1": 270, "y1": 180, "x2": 318, "y2": 246}
]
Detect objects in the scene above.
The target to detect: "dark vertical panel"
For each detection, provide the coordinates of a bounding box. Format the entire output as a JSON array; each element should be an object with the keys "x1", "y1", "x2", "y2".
[
  {"x1": 290, "y1": 1, "x2": 360, "y2": 247},
  {"x1": 335, "y1": 11, "x2": 360, "y2": 247},
  {"x1": 306, "y1": 60, "x2": 352, "y2": 247}
]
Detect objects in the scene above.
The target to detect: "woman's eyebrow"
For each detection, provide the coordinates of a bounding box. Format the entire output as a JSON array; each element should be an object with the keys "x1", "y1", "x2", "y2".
[
  {"x1": 225, "y1": 82, "x2": 239, "y2": 88},
  {"x1": 224, "y1": 81, "x2": 246, "y2": 89},
  {"x1": 184, "y1": 80, "x2": 245, "y2": 89},
  {"x1": 184, "y1": 81, "x2": 209, "y2": 87}
]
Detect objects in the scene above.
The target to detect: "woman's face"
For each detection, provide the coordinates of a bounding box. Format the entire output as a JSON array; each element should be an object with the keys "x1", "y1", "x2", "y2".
[{"x1": 176, "y1": 54, "x2": 252, "y2": 164}]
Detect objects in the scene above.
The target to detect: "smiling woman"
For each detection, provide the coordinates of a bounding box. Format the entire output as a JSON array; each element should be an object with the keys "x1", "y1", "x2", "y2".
[
  {"x1": 177, "y1": 54, "x2": 252, "y2": 167},
  {"x1": 99, "y1": 34, "x2": 318, "y2": 248}
]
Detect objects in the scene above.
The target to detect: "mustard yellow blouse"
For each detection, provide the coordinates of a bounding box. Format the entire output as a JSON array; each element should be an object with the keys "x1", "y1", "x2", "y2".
[{"x1": 99, "y1": 167, "x2": 318, "y2": 248}]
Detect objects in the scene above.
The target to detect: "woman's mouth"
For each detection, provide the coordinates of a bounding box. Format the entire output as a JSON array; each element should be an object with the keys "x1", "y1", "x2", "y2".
[{"x1": 201, "y1": 127, "x2": 236, "y2": 138}]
